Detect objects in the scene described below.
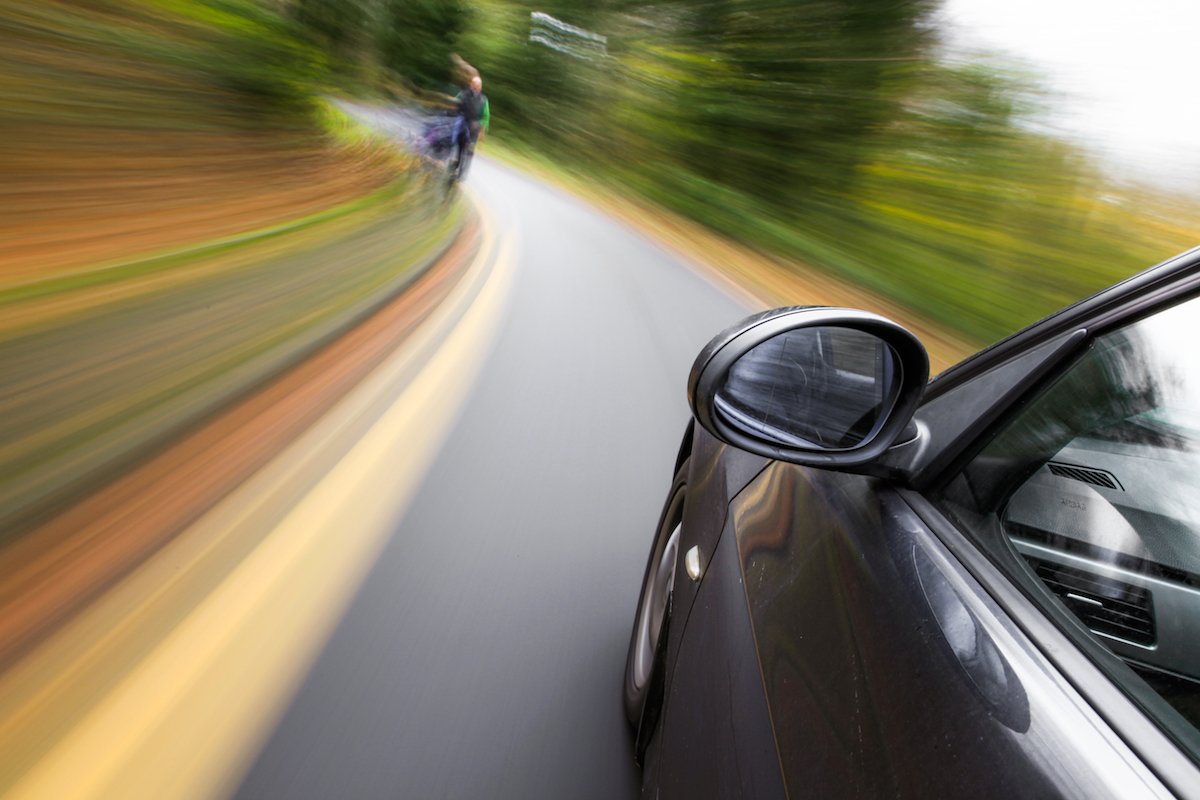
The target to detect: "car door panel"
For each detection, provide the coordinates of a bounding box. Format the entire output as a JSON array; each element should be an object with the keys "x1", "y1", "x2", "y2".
[
  {"x1": 724, "y1": 461, "x2": 1167, "y2": 798},
  {"x1": 651, "y1": 497, "x2": 786, "y2": 799},
  {"x1": 644, "y1": 251, "x2": 1200, "y2": 797},
  {"x1": 662, "y1": 425, "x2": 769, "y2": 682}
]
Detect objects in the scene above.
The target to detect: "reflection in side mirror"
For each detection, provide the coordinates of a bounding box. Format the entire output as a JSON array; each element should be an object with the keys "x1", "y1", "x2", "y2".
[
  {"x1": 715, "y1": 327, "x2": 899, "y2": 451},
  {"x1": 689, "y1": 307, "x2": 929, "y2": 470}
]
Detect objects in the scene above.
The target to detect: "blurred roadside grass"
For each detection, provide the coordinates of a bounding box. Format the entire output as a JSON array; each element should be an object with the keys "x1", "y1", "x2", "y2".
[
  {"x1": 0, "y1": 0, "x2": 411, "y2": 283},
  {"x1": 0, "y1": 176, "x2": 462, "y2": 537},
  {"x1": 0, "y1": 2, "x2": 467, "y2": 534},
  {"x1": 0, "y1": 161, "x2": 399, "y2": 312}
]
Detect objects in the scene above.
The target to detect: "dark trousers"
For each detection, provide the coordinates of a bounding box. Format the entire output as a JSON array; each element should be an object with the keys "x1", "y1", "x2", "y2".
[{"x1": 456, "y1": 119, "x2": 481, "y2": 178}]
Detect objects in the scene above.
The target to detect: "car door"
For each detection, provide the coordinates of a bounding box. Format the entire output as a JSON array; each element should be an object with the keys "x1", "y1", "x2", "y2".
[
  {"x1": 906, "y1": 257, "x2": 1200, "y2": 797},
  {"x1": 651, "y1": 249, "x2": 1200, "y2": 797}
]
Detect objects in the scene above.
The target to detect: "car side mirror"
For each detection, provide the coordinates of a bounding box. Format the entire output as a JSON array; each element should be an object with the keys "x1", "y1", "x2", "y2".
[{"x1": 688, "y1": 307, "x2": 929, "y2": 469}]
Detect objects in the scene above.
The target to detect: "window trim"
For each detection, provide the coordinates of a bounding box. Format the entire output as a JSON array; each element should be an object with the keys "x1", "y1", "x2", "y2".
[
  {"x1": 902, "y1": 489, "x2": 1200, "y2": 798},
  {"x1": 896, "y1": 253, "x2": 1200, "y2": 792}
]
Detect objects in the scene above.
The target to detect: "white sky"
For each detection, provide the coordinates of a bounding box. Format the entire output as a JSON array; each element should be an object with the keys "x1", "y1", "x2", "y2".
[{"x1": 939, "y1": 0, "x2": 1200, "y2": 192}]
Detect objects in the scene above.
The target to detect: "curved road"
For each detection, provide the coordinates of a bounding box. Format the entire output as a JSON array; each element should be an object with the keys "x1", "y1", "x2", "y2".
[{"x1": 234, "y1": 155, "x2": 751, "y2": 798}]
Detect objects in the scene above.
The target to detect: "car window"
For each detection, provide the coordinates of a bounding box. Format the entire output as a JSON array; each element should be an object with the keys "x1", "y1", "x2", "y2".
[{"x1": 936, "y1": 294, "x2": 1200, "y2": 743}]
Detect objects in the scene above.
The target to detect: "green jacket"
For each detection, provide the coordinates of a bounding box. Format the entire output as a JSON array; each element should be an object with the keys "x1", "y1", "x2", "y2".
[{"x1": 456, "y1": 90, "x2": 490, "y2": 133}]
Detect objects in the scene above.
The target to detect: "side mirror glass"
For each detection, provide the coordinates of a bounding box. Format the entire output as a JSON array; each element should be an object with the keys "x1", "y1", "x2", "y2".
[
  {"x1": 689, "y1": 307, "x2": 929, "y2": 468},
  {"x1": 715, "y1": 326, "x2": 899, "y2": 450}
]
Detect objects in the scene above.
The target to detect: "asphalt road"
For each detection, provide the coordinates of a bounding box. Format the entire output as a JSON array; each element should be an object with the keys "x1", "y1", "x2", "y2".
[{"x1": 235, "y1": 153, "x2": 750, "y2": 798}]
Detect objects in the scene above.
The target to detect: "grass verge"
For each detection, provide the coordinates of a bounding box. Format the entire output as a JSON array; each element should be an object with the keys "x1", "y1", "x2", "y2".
[{"x1": 0, "y1": 166, "x2": 464, "y2": 537}]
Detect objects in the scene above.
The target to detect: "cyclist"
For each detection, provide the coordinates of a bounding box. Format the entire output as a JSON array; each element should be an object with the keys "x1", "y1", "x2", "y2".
[{"x1": 453, "y1": 76, "x2": 489, "y2": 180}]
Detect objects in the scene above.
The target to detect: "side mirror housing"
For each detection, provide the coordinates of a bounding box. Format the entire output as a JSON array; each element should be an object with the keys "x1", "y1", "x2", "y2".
[{"x1": 688, "y1": 307, "x2": 929, "y2": 470}]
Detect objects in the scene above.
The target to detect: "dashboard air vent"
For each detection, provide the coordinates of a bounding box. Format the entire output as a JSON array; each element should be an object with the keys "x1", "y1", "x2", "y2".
[
  {"x1": 1027, "y1": 558, "x2": 1155, "y2": 647},
  {"x1": 1047, "y1": 462, "x2": 1123, "y2": 491}
]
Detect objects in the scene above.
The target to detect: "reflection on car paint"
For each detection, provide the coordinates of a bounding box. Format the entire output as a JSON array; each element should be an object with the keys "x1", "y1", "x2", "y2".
[
  {"x1": 728, "y1": 464, "x2": 1066, "y2": 797},
  {"x1": 912, "y1": 543, "x2": 1031, "y2": 732}
]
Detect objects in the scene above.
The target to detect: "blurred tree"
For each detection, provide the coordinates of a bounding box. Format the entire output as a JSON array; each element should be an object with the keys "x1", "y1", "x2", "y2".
[
  {"x1": 466, "y1": 0, "x2": 935, "y2": 206},
  {"x1": 292, "y1": 0, "x2": 371, "y2": 57},
  {"x1": 379, "y1": 0, "x2": 472, "y2": 88},
  {"x1": 672, "y1": 0, "x2": 937, "y2": 205},
  {"x1": 457, "y1": 0, "x2": 1198, "y2": 344},
  {"x1": 202, "y1": 0, "x2": 321, "y2": 120}
]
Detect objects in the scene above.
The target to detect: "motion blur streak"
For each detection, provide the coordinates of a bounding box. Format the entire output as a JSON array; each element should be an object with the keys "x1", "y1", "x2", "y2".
[
  {"x1": 0, "y1": 199, "x2": 515, "y2": 800},
  {"x1": 0, "y1": 182, "x2": 459, "y2": 535},
  {"x1": 472, "y1": 0, "x2": 1200, "y2": 346},
  {"x1": 0, "y1": 0, "x2": 460, "y2": 537}
]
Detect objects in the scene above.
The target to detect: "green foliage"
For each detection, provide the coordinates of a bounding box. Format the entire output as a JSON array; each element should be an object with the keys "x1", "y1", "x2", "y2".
[
  {"x1": 379, "y1": 0, "x2": 472, "y2": 88},
  {"x1": 459, "y1": 0, "x2": 1197, "y2": 345},
  {"x1": 25, "y1": 0, "x2": 1170, "y2": 345},
  {"x1": 292, "y1": 0, "x2": 370, "y2": 53},
  {"x1": 289, "y1": 0, "x2": 375, "y2": 83},
  {"x1": 186, "y1": 0, "x2": 321, "y2": 120},
  {"x1": 462, "y1": 0, "x2": 935, "y2": 201},
  {"x1": 0, "y1": 0, "x2": 324, "y2": 131}
]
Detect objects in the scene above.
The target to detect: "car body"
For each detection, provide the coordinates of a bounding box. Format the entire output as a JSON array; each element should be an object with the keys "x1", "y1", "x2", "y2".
[{"x1": 625, "y1": 248, "x2": 1200, "y2": 798}]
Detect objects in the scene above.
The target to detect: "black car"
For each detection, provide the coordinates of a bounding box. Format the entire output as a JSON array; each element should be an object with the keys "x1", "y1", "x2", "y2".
[{"x1": 624, "y1": 248, "x2": 1200, "y2": 798}]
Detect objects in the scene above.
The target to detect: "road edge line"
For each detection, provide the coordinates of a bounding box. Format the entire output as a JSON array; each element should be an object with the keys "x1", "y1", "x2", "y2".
[{"x1": 5, "y1": 193, "x2": 517, "y2": 800}]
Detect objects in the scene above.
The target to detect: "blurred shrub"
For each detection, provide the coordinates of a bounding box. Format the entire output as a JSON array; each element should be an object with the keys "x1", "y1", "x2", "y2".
[
  {"x1": 179, "y1": 0, "x2": 320, "y2": 121},
  {"x1": 379, "y1": 0, "x2": 473, "y2": 90},
  {"x1": 0, "y1": 0, "x2": 323, "y2": 133},
  {"x1": 458, "y1": 0, "x2": 1198, "y2": 345}
]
